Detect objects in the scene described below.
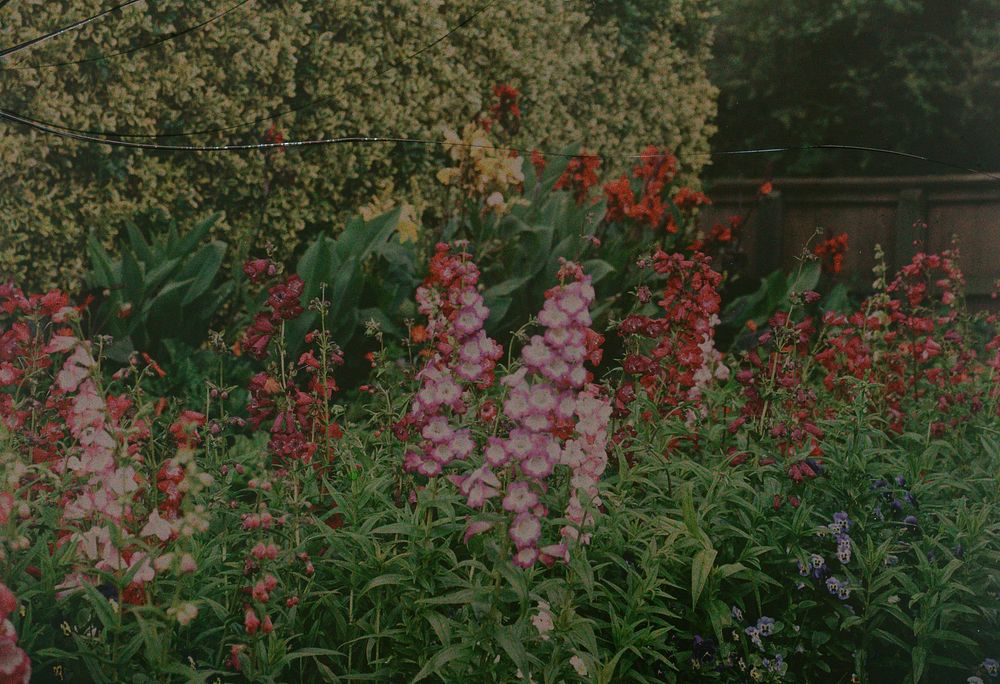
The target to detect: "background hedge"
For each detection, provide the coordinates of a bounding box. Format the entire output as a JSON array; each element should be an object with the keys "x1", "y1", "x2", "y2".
[{"x1": 0, "y1": 0, "x2": 718, "y2": 291}]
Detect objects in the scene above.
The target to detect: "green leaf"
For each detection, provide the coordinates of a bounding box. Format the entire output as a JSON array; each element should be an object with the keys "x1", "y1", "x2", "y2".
[
  {"x1": 336, "y1": 207, "x2": 402, "y2": 263},
  {"x1": 297, "y1": 236, "x2": 338, "y2": 300},
  {"x1": 358, "y1": 307, "x2": 404, "y2": 339},
  {"x1": 416, "y1": 589, "x2": 480, "y2": 606},
  {"x1": 411, "y1": 644, "x2": 470, "y2": 683},
  {"x1": 360, "y1": 574, "x2": 408, "y2": 596},
  {"x1": 180, "y1": 241, "x2": 227, "y2": 306},
  {"x1": 327, "y1": 257, "x2": 361, "y2": 323},
  {"x1": 582, "y1": 259, "x2": 615, "y2": 284},
  {"x1": 680, "y1": 483, "x2": 706, "y2": 545},
  {"x1": 822, "y1": 282, "x2": 851, "y2": 313},
  {"x1": 495, "y1": 626, "x2": 531, "y2": 675},
  {"x1": 485, "y1": 276, "x2": 533, "y2": 299},
  {"x1": 168, "y1": 213, "x2": 220, "y2": 260},
  {"x1": 789, "y1": 260, "x2": 821, "y2": 296},
  {"x1": 714, "y1": 563, "x2": 746, "y2": 580},
  {"x1": 82, "y1": 582, "x2": 117, "y2": 629},
  {"x1": 284, "y1": 647, "x2": 345, "y2": 661},
  {"x1": 370, "y1": 522, "x2": 420, "y2": 536},
  {"x1": 911, "y1": 645, "x2": 926, "y2": 683},
  {"x1": 87, "y1": 234, "x2": 118, "y2": 289},
  {"x1": 423, "y1": 611, "x2": 452, "y2": 646},
  {"x1": 706, "y1": 599, "x2": 731, "y2": 642},
  {"x1": 125, "y1": 223, "x2": 153, "y2": 264},
  {"x1": 121, "y1": 247, "x2": 145, "y2": 304},
  {"x1": 484, "y1": 296, "x2": 512, "y2": 331},
  {"x1": 691, "y1": 548, "x2": 718, "y2": 609},
  {"x1": 144, "y1": 257, "x2": 181, "y2": 293}
]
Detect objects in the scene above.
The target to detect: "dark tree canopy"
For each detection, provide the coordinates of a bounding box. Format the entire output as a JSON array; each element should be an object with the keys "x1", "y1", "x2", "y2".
[{"x1": 709, "y1": 0, "x2": 1000, "y2": 178}]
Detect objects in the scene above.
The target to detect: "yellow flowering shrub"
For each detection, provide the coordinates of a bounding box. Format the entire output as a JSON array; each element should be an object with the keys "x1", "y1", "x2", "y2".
[
  {"x1": 0, "y1": 0, "x2": 717, "y2": 290},
  {"x1": 436, "y1": 122, "x2": 526, "y2": 215}
]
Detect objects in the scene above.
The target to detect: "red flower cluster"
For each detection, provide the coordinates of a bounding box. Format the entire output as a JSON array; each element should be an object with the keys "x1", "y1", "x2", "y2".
[
  {"x1": 874, "y1": 250, "x2": 985, "y2": 433},
  {"x1": 689, "y1": 215, "x2": 744, "y2": 253},
  {"x1": 262, "y1": 122, "x2": 285, "y2": 152},
  {"x1": 673, "y1": 187, "x2": 711, "y2": 211},
  {"x1": 530, "y1": 149, "x2": 547, "y2": 176},
  {"x1": 602, "y1": 147, "x2": 708, "y2": 234},
  {"x1": 555, "y1": 152, "x2": 601, "y2": 205},
  {"x1": 489, "y1": 83, "x2": 521, "y2": 134},
  {"x1": 0, "y1": 582, "x2": 30, "y2": 684},
  {"x1": 616, "y1": 251, "x2": 726, "y2": 432},
  {"x1": 813, "y1": 233, "x2": 850, "y2": 275},
  {"x1": 241, "y1": 258, "x2": 344, "y2": 466},
  {"x1": 168, "y1": 410, "x2": 206, "y2": 450},
  {"x1": 156, "y1": 459, "x2": 186, "y2": 520},
  {"x1": 241, "y1": 258, "x2": 304, "y2": 360}
]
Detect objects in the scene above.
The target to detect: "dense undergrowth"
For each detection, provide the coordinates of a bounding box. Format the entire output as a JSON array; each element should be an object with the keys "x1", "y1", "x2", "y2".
[{"x1": 1, "y1": 88, "x2": 999, "y2": 684}]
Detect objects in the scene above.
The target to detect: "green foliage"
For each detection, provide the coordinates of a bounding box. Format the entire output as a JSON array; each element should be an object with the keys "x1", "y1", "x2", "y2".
[
  {"x1": 0, "y1": 0, "x2": 718, "y2": 293},
  {"x1": 710, "y1": 0, "x2": 1000, "y2": 177},
  {"x1": 444, "y1": 147, "x2": 689, "y2": 345},
  {"x1": 85, "y1": 213, "x2": 233, "y2": 361},
  {"x1": 288, "y1": 206, "x2": 419, "y2": 371}
]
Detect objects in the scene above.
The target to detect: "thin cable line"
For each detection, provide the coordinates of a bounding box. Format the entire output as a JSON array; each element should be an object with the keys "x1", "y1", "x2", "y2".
[
  {"x1": 715, "y1": 144, "x2": 1000, "y2": 181},
  {"x1": 2, "y1": 106, "x2": 999, "y2": 182},
  {"x1": 0, "y1": 0, "x2": 501, "y2": 139},
  {"x1": 0, "y1": 0, "x2": 145, "y2": 60},
  {"x1": 1, "y1": 0, "x2": 253, "y2": 71}
]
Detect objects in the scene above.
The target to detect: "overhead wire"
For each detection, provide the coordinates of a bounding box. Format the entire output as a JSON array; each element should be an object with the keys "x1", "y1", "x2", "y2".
[
  {"x1": 0, "y1": 0, "x2": 502, "y2": 139},
  {"x1": 0, "y1": 0, "x2": 254, "y2": 71},
  {"x1": 0, "y1": 0, "x2": 145, "y2": 60},
  {"x1": 1, "y1": 105, "x2": 998, "y2": 182},
  {"x1": 0, "y1": 3, "x2": 997, "y2": 182}
]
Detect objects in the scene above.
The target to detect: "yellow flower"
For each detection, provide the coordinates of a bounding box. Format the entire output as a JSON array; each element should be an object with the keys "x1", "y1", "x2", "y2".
[{"x1": 436, "y1": 168, "x2": 460, "y2": 186}]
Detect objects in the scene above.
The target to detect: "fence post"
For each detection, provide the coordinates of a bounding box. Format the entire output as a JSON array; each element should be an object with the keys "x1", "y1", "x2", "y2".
[
  {"x1": 756, "y1": 191, "x2": 785, "y2": 277},
  {"x1": 894, "y1": 188, "x2": 927, "y2": 271}
]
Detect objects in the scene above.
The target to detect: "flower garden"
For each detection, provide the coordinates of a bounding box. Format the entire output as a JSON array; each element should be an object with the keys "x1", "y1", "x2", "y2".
[{"x1": 1, "y1": 60, "x2": 1000, "y2": 684}]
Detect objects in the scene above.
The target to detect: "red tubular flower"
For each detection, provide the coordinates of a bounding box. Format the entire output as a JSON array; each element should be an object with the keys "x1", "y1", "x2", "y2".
[
  {"x1": 243, "y1": 258, "x2": 276, "y2": 283},
  {"x1": 244, "y1": 607, "x2": 260, "y2": 635},
  {"x1": 243, "y1": 313, "x2": 276, "y2": 360},
  {"x1": 489, "y1": 83, "x2": 521, "y2": 133},
  {"x1": 530, "y1": 149, "x2": 547, "y2": 176},
  {"x1": 603, "y1": 176, "x2": 635, "y2": 222},
  {"x1": 813, "y1": 233, "x2": 850, "y2": 275},
  {"x1": 672, "y1": 187, "x2": 711, "y2": 211},
  {"x1": 555, "y1": 153, "x2": 601, "y2": 205},
  {"x1": 266, "y1": 275, "x2": 305, "y2": 320}
]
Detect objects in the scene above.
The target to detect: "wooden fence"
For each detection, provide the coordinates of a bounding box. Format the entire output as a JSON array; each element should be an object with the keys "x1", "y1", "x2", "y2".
[{"x1": 699, "y1": 174, "x2": 1000, "y2": 308}]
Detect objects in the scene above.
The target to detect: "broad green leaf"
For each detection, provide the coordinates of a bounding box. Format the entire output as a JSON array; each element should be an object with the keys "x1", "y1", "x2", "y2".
[
  {"x1": 495, "y1": 626, "x2": 531, "y2": 675},
  {"x1": 706, "y1": 599, "x2": 731, "y2": 642},
  {"x1": 911, "y1": 645, "x2": 926, "y2": 683},
  {"x1": 87, "y1": 234, "x2": 118, "y2": 289},
  {"x1": 144, "y1": 257, "x2": 181, "y2": 292},
  {"x1": 691, "y1": 548, "x2": 718, "y2": 609},
  {"x1": 336, "y1": 207, "x2": 402, "y2": 263},
  {"x1": 168, "y1": 213, "x2": 220, "y2": 260},
  {"x1": 582, "y1": 259, "x2": 615, "y2": 284},
  {"x1": 485, "y1": 276, "x2": 533, "y2": 299},
  {"x1": 121, "y1": 247, "x2": 145, "y2": 305},
  {"x1": 125, "y1": 223, "x2": 153, "y2": 264},
  {"x1": 789, "y1": 260, "x2": 821, "y2": 295},
  {"x1": 360, "y1": 574, "x2": 408, "y2": 596},
  {"x1": 180, "y1": 241, "x2": 227, "y2": 306},
  {"x1": 411, "y1": 644, "x2": 470, "y2": 683}
]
